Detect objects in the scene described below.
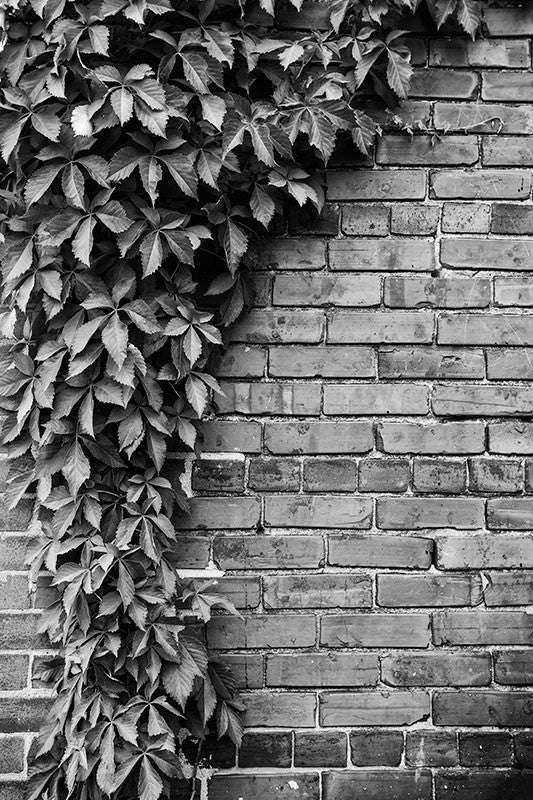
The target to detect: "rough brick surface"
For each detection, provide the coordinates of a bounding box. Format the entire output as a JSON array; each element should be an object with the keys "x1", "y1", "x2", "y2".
[{"x1": 5, "y1": 9, "x2": 533, "y2": 799}]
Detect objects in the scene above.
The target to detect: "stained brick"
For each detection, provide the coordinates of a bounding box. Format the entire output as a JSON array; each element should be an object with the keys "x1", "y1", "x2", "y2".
[
  {"x1": 323, "y1": 770, "x2": 432, "y2": 800},
  {"x1": 265, "y1": 421, "x2": 373, "y2": 454},
  {"x1": 222, "y1": 655, "x2": 264, "y2": 689},
  {"x1": 266, "y1": 653, "x2": 377, "y2": 687},
  {"x1": 390, "y1": 204, "x2": 439, "y2": 235},
  {"x1": 410, "y1": 69, "x2": 478, "y2": 98},
  {"x1": 406, "y1": 731, "x2": 457, "y2": 767},
  {"x1": 341, "y1": 204, "x2": 390, "y2": 236},
  {"x1": 258, "y1": 238, "x2": 326, "y2": 270},
  {"x1": 382, "y1": 653, "x2": 490, "y2": 687},
  {"x1": 324, "y1": 383, "x2": 429, "y2": 415},
  {"x1": 378, "y1": 422, "x2": 485, "y2": 454},
  {"x1": 378, "y1": 573, "x2": 481, "y2": 607},
  {"x1": 349, "y1": 731, "x2": 404, "y2": 767},
  {"x1": 483, "y1": 72, "x2": 533, "y2": 101},
  {"x1": 228, "y1": 310, "x2": 324, "y2": 343},
  {"x1": 273, "y1": 273, "x2": 380, "y2": 307},
  {"x1": 0, "y1": 655, "x2": 29, "y2": 690},
  {"x1": 178, "y1": 497, "x2": 260, "y2": 529},
  {"x1": 487, "y1": 349, "x2": 533, "y2": 379},
  {"x1": 248, "y1": 457, "x2": 300, "y2": 491},
  {"x1": 412, "y1": 458, "x2": 467, "y2": 493},
  {"x1": 469, "y1": 457, "x2": 522, "y2": 493},
  {"x1": 435, "y1": 771, "x2": 533, "y2": 800},
  {"x1": 240, "y1": 692, "x2": 316, "y2": 728},
  {"x1": 433, "y1": 611, "x2": 533, "y2": 646},
  {"x1": 328, "y1": 311, "x2": 434, "y2": 344},
  {"x1": 492, "y1": 205, "x2": 533, "y2": 236},
  {"x1": 269, "y1": 345, "x2": 375, "y2": 378},
  {"x1": 192, "y1": 459, "x2": 244, "y2": 492},
  {"x1": 434, "y1": 691, "x2": 533, "y2": 727},
  {"x1": 459, "y1": 732, "x2": 513, "y2": 766},
  {"x1": 378, "y1": 346, "x2": 484, "y2": 379},
  {"x1": 329, "y1": 534, "x2": 433, "y2": 568},
  {"x1": 238, "y1": 732, "x2": 292, "y2": 768},
  {"x1": 441, "y1": 202, "x2": 490, "y2": 233},
  {"x1": 217, "y1": 381, "x2": 321, "y2": 416},
  {"x1": 320, "y1": 614, "x2": 430, "y2": 648},
  {"x1": 264, "y1": 574, "x2": 371, "y2": 609},
  {"x1": 484, "y1": 7, "x2": 533, "y2": 36},
  {"x1": 487, "y1": 497, "x2": 533, "y2": 529},
  {"x1": 327, "y1": 169, "x2": 426, "y2": 201},
  {"x1": 295, "y1": 732, "x2": 347, "y2": 767},
  {"x1": 358, "y1": 458, "x2": 410, "y2": 492},
  {"x1": 430, "y1": 39, "x2": 529, "y2": 68},
  {"x1": 329, "y1": 239, "x2": 435, "y2": 272},
  {"x1": 432, "y1": 170, "x2": 531, "y2": 199},
  {"x1": 201, "y1": 420, "x2": 261, "y2": 453},
  {"x1": 439, "y1": 314, "x2": 533, "y2": 346},
  {"x1": 490, "y1": 422, "x2": 533, "y2": 454},
  {"x1": 0, "y1": 698, "x2": 52, "y2": 732},
  {"x1": 264, "y1": 495, "x2": 372, "y2": 528},
  {"x1": 207, "y1": 614, "x2": 316, "y2": 649},
  {"x1": 377, "y1": 135, "x2": 478, "y2": 165},
  {"x1": 377, "y1": 497, "x2": 484, "y2": 529},
  {"x1": 320, "y1": 691, "x2": 430, "y2": 726},
  {"x1": 434, "y1": 384, "x2": 533, "y2": 417},
  {"x1": 384, "y1": 277, "x2": 490, "y2": 309},
  {"x1": 208, "y1": 773, "x2": 319, "y2": 799},
  {"x1": 0, "y1": 574, "x2": 30, "y2": 610},
  {"x1": 303, "y1": 458, "x2": 356, "y2": 492},
  {"x1": 483, "y1": 135, "x2": 533, "y2": 166},
  {"x1": 213, "y1": 535, "x2": 324, "y2": 570},
  {"x1": 435, "y1": 534, "x2": 533, "y2": 570},
  {"x1": 495, "y1": 652, "x2": 533, "y2": 686},
  {"x1": 441, "y1": 238, "x2": 533, "y2": 271}
]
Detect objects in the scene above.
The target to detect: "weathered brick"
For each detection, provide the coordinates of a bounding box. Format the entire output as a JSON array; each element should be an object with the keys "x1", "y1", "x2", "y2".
[
  {"x1": 492, "y1": 205, "x2": 533, "y2": 236},
  {"x1": 0, "y1": 498, "x2": 33, "y2": 532},
  {"x1": 257, "y1": 238, "x2": 326, "y2": 270},
  {"x1": 441, "y1": 202, "x2": 490, "y2": 233},
  {"x1": 0, "y1": 613, "x2": 48, "y2": 650},
  {"x1": 217, "y1": 381, "x2": 320, "y2": 416},
  {"x1": 390, "y1": 203, "x2": 439, "y2": 235},
  {"x1": 208, "y1": 773, "x2": 319, "y2": 799},
  {"x1": 0, "y1": 655, "x2": 29, "y2": 690},
  {"x1": 341, "y1": 204, "x2": 390, "y2": 236},
  {"x1": 434, "y1": 691, "x2": 533, "y2": 727},
  {"x1": 320, "y1": 691, "x2": 430, "y2": 726},
  {"x1": 178, "y1": 497, "x2": 260, "y2": 529},
  {"x1": 192, "y1": 459, "x2": 244, "y2": 492},
  {"x1": 329, "y1": 534, "x2": 432, "y2": 570},
  {"x1": 171, "y1": 536, "x2": 210, "y2": 568},
  {"x1": 294, "y1": 732, "x2": 347, "y2": 767},
  {"x1": 434, "y1": 384, "x2": 533, "y2": 417},
  {"x1": 413, "y1": 458, "x2": 467, "y2": 493},
  {"x1": 378, "y1": 573, "x2": 481, "y2": 608},
  {"x1": 266, "y1": 652, "x2": 377, "y2": 687},
  {"x1": 248, "y1": 273, "x2": 271, "y2": 306},
  {"x1": 265, "y1": 421, "x2": 373, "y2": 454},
  {"x1": 359, "y1": 458, "x2": 410, "y2": 492},
  {"x1": 378, "y1": 421, "x2": 485, "y2": 454},
  {"x1": 273, "y1": 273, "x2": 380, "y2": 307},
  {"x1": 327, "y1": 169, "x2": 426, "y2": 201},
  {"x1": 320, "y1": 614, "x2": 430, "y2": 648},
  {"x1": 379, "y1": 346, "x2": 484, "y2": 379},
  {"x1": 222, "y1": 655, "x2": 264, "y2": 689},
  {"x1": 436, "y1": 533, "x2": 533, "y2": 570},
  {"x1": 487, "y1": 349, "x2": 533, "y2": 379},
  {"x1": 0, "y1": 698, "x2": 52, "y2": 732},
  {"x1": 515, "y1": 733, "x2": 533, "y2": 767},
  {"x1": 382, "y1": 653, "x2": 490, "y2": 687},
  {"x1": 216, "y1": 577, "x2": 260, "y2": 610},
  {"x1": 323, "y1": 771, "x2": 432, "y2": 800},
  {"x1": 0, "y1": 535, "x2": 39, "y2": 570},
  {"x1": 406, "y1": 731, "x2": 457, "y2": 767},
  {"x1": 207, "y1": 614, "x2": 316, "y2": 649},
  {"x1": 430, "y1": 39, "x2": 529, "y2": 68},
  {"x1": 377, "y1": 135, "x2": 477, "y2": 165},
  {"x1": 264, "y1": 495, "x2": 372, "y2": 528},
  {"x1": 433, "y1": 611, "x2": 533, "y2": 645},
  {"x1": 349, "y1": 731, "x2": 403, "y2": 767},
  {"x1": 435, "y1": 771, "x2": 533, "y2": 800},
  {"x1": 441, "y1": 238, "x2": 533, "y2": 271},
  {"x1": 329, "y1": 239, "x2": 435, "y2": 272},
  {"x1": 490, "y1": 422, "x2": 533, "y2": 454},
  {"x1": 324, "y1": 383, "x2": 429, "y2": 415},
  {"x1": 277, "y1": 0, "x2": 330, "y2": 29},
  {"x1": 484, "y1": 7, "x2": 533, "y2": 36},
  {"x1": 201, "y1": 420, "x2": 261, "y2": 453},
  {"x1": 469, "y1": 457, "x2": 522, "y2": 493},
  {"x1": 384, "y1": 277, "x2": 489, "y2": 309},
  {"x1": 439, "y1": 313, "x2": 533, "y2": 346},
  {"x1": 269, "y1": 345, "x2": 375, "y2": 378},
  {"x1": 240, "y1": 692, "x2": 316, "y2": 728},
  {"x1": 495, "y1": 652, "x2": 533, "y2": 686},
  {"x1": 328, "y1": 311, "x2": 434, "y2": 344},
  {"x1": 264, "y1": 574, "x2": 372, "y2": 609},
  {"x1": 213, "y1": 535, "x2": 323, "y2": 570},
  {"x1": 525, "y1": 458, "x2": 533, "y2": 491},
  {"x1": 483, "y1": 135, "x2": 533, "y2": 166},
  {"x1": 238, "y1": 732, "x2": 292, "y2": 768},
  {"x1": 367, "y1": 100, "x2": 432, "y2": 128},
  {"x1": 0, "y1": 736, "x2": 24, "y2": 773},
  {"x1": 303, "y1": 458, "x2": 356, "y2": 492},
  {"x1": 228, "y1": 309, "x2": 324, "y2": 343},
  {"x1": 377, "y1": 497, "x2": 484, "y2": 529},
  {"x1": 487, "y1": 497, "x2": 533, "y2": 529},
  {"x1": 0, "y1": 784, "x2": 24, "y2": 800},
  {"x1": 483, "y1": 72, "x2": 533, "y2": 101},
  {"x1": 460, "y1": 732, "x2": 512, "y2": 767},
  {"x1": 290, "y1": 203, "x2": 339, "y2": 235},
  {"x1": 435, "y1": 102, "x2": 533, "y2": 133},
  {"x1": 0, "y1": 573, "x2": 30, "y2": 609},
  {"x1": 432, "y1": 170, "x2": 531, "y2": 199},
  {"x1": 248, "y1": 457, "x2": 300, "y2": 491},
  {"x1": 410, "y1": 68, "x2": 478, "y2": 98}
]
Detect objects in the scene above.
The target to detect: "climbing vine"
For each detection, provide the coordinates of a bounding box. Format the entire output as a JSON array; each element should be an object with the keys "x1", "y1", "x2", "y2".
[{"x1": 0, "y1": 0, "x2": 480, "y2": 798}]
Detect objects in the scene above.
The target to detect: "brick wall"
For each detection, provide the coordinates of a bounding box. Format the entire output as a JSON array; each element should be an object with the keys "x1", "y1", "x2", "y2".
[{"x1": 3, "y1": 3, "x2": 533, "y2": 800}]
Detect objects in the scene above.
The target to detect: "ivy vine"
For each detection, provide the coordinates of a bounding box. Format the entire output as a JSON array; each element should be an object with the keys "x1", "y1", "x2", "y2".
[{"x1": 0, "y1": 0, "x2": 480, "y2": 798}]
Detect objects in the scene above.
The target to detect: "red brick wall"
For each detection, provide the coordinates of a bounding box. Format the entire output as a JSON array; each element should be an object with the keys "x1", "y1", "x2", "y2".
[{"x1": 3, "y1": 3, "x2": 533, "y2": 800}]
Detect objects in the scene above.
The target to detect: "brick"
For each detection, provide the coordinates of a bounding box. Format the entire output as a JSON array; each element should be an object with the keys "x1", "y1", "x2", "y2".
[
  {"x1": 433, "y1": 611, "x2": 533, "y2": 645},
  {"x1": 487, "y1": 349, "x2": 533, "y2": 378},
  {"x1": 269, "y1": 345, "x2": 375, "y2": 378},
  {"x1": 0, "y1": 737, "x2": 24, "y2": 772},
  {"x1": 178, "y1": 497, "x2": 260, "y2": 529},
  {"x1": 441, "y1": 202, "x2": 490, "y2": 233},
  {"x1": 238, "y1": 732, "x2": 292, "y2": 768},
  {"x1": 434, "y1": 384, "x2": 533, "y2": 417},
  {"x1": 439, "y1": 314, "x2": 533, "y2": 346},
  {"x1": 484, "y1": 7, "x2": 533, "y2": 36},
  {"x1": 264, "y1": 574, "x2": 372, "y2": 609},
  {"x1": 515, "y1": 733, "x2": 533, "y2": 766},
  {"x1": 303, "y1": 458, "x2": 356, "y2": 492},
  {"x1": 435, "y1": 102, "x2": 533, "y2": 134},
  {"x1": 487, "y1": 497, "x2": 533, "y2": 529},
  {"x1": 248, "y1": 273, "x2": 271, "y2": 306},
  {"x1": 258, "y1": 238, "x2": 326, "y2": 270},
  {"x1": 406, "y1": 731, "x2": 457, "y2": 768},
  {"x1": 490, "y1": 422, "x2": 533, "y2": 454},
  {"x1": 328, "y1": 311, "x2": 434, "y2": 344},
  {"x1": 469, "y1": 458, "x2": 522, "y2": 493},
  {"x1": 213, "y1": 535, "x2": 323, "y2": 569},
  {"x1": 173, "y1": 536, "x2": 209, "y2": 568},
  {"x1": 192, "y1": 459, "x2": 244, "y2": 492},
  {"x1": 0, "y1": 613, "x2": 48, "y2": 649},
  {"x1": 435, "y1": 771, "x2": 533, "y2": 800},
  {"x1": 0, "y1": 573, "x2": 30, "y2": 609},
  {"x1": 404, "y1": 38, "x2": 427, "y2": 66},
  {"x1": 483, "y1": 135, "x2": 533, "y2": 166},
  {"x1": 324, "y1": 770, "x2": 433, "y2": 800},
  {"x1": 483, "y1": 72, "x2": 533, "y2": 101},
  {"x1": 273, "y1": 274, "x2": 380, "y2": 307},
  {"x1": 390, "y1": 203, "x2": 439, "y2": 235},
  {"x1": 0, "y1": 498, "x2": 33, "y2": 531},
  {"x1": 277, "y1": 1, "x2": 330, "y2": 29},
  {"x1": 367, "y1": 100, "x2": 431, "y2": 129},
  {"x1": 436, "y1": 534, "x2": 533, "y2": 570},
  {"x1": 329, "y1": 534, "x2": 433, "y2": 569},
  {"x1": 492, "y1": 205, "x2": 533, "y2": 236},
  {"x1": 228, "y1": 310, "x2": 324, "y2": 343},
  {"x1": 327, "y1": 169, "x2": 426, "y2": 201},
  {"x1": 441, "y1": 238, "x2": 533, "y2": 271},
  {"x1": 266, "y1": 653, "x2": 377, "y2": 687},
  {"x1": 265, "y1": 421, "x2": 373, "y2": 454},
  {"x1": 320, "y1": 691, "x2": 430, "y2": 727},
  {"x1": 324, "y1": 383, "x2": 429, "y2": 415},
  {"x1": 384, "y1": 277, "x2": 489, "y2": 309},
  {"x1": 222, "y1": 655, "x2": 263, "y2": 689},
  {"x1": 432, "y1": 170, "x2": 531, "y2": 199},
  {"x1": 459, "y1": 732, "x2": 512, "y2": 766},
  {"x1": 240, "y1": 692, "x2": 316, "y2": 728},
  {"x1": 0, "y1": 698, "x2": 52, "y2": 732},
  {"x1": 0, "y1": 655, "x2": 29, "y2": 690},
  {"x1": 248, "y1": 457, "x2": 300, "y2": 491},
  {"x1": 320, "y1": 614, "x2": 430, "y2": 648},
  {"x1": 294, "y1": 732, "x2": 347, "y2": 767},
  {"x1": 378, "y1": 422, "x2": 484, "y2": 454},
  {"x1": 413, "y1": 458, "x2": 467, "y2": 493},
  {"x1": 434, "y1": 691, "x2": 533, "y2": 727},
  {"x1": 410, "y1": 68, "x2": 478, "y2": 98},
  {"x1": 0, "y1": 785, "x2": 24, "y2": 800},
  {"x1": 208, "y1": 773, "x2": 319, "y2": 799},
  {"x1": 377, "y1": 135, "x2": 477, "y2": 165},
  {"x1": 341, "y1": 204, "x2": 390, "y2": 235},
  {"x1": 359, "y1": 458, "x2": 410, "y2": 492},
  {"x1": 201, "y1": 420, "x2": 261, "y2": 453},
  {"x1": 264, "y1": 495, "x2": 372, "y2": 528},
  {"x1": 382, "y1": 653, "x2": 490, "y2": 687},
  {"x1": 216, "y1": 577, "x2": 260, "y2": 609},
  {"x1": 349, "y1": 731, "x2": 403, "y2": 766},
  {"x1": 329, "y1": 239, "x2": 435, "y2": 272},
  {"x1": 217, "y1": 381, "x2": 320, "y2": 416},
  {"x1": 290, "y1": 203, "x2": 339, "y2": 235},
  {"x1": 378, "y1": 573, "x2": 481, "y2": 608},
  {"x1": 430, "y1": 39, "x2": 529, "y2": 68},
  {"x1": 0, "y1": 535, "x2": 39, "y2": 570},
  {"x1": 207, "y1": 614, "x2": 316, "y2": 649},
  {"x1": 379, "y1": 346, "x2": 484, "y2": 379},
  {"x1": 496, "y1": 652, "x2": 533, "y2": 686},
  {"x1": 526, "y1": 459, "x2": 533, "y2": 490},
  {"x1": 377, "y1": 497, "x2": 483, "y2": 529}
]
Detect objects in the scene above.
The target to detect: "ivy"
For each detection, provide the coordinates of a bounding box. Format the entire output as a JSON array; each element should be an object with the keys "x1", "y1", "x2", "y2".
[{"x1": 0, "y1": 0, "x2": 480, "y2": 798}]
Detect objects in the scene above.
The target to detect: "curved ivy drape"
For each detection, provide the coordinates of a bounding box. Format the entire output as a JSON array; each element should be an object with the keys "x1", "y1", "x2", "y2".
[{"x1": 0, "y1": 0, "x2": 480, "y2": 798}]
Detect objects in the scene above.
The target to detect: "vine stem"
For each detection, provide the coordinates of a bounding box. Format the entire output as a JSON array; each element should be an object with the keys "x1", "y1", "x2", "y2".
[{"x1": 188, "y1": 739, "x2": 203, "y2": 800}]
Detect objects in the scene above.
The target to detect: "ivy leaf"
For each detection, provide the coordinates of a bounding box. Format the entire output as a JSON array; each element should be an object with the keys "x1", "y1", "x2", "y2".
[
  {"x1": 386, "y1": 44, "x2": 413, "y2": 99},
  {"x1": 102, "y1": 313, "x2": 129, "y2": 368},
  {"x1": 200, "y1": 95, "x2": 226, "y2": 130},
  {"x1": 185, "y1": 374, "x2": 207, "y2": 417},
  {"x1": 61, "y1": 440, "x2": 90, "y2": 495},
  {"x1": 457, "y1": 0, "x2": 481, "y2": 36},
  {"x1": 250, "y1": 185, "x2": 275, "y2": 227},
  {"x1": 138, "y1": 758, "x2": 163, "y2": 800}
]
